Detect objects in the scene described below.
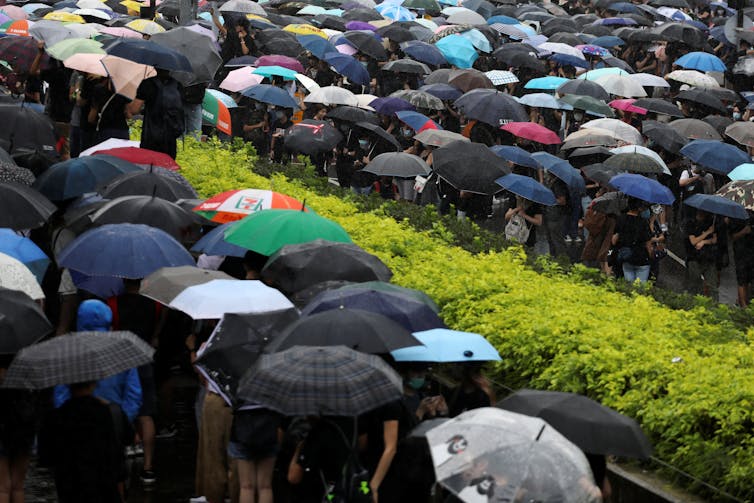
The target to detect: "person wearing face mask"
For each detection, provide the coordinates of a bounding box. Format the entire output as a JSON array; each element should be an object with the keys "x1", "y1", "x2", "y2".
[
  {"x1": 611, "y1": 197, "x2": 654, "y2": 283},
  {"x1": 565, "y1": 109, "x2": 585, "y2": 137}
]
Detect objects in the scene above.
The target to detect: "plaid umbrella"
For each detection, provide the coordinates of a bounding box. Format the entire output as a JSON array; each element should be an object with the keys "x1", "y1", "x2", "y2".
[
  {"x1": 1, "y1": 331, "x2": 155, "y2": 389},
  {"x1": 236, "y1": 345, "x2": 403, "y2": 416},
  {"x1": 717, "y1": 180, "x2": 754, "y2": 211},
  {"x1": 0, "y1": 34, "x2": 50, "y2": 74},
  {"x1": 484, "y1": 70, "x2": 519, "y2": 86},
  {"x1": 0, "y1": 286, "x2": 51, "y2": 356}
]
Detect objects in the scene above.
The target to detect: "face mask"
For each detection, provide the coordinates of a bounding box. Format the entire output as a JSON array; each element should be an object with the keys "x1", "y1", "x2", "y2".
[
  {"x1": 640, "y1": 209, "x2": 651, "y2": 219},
  {"x1": 407, "y1": 377, "x2": 425, "y2": 390},
  {"x1": 360, "y1": 61, "x2": 368, "y2": 68},
  {"x1": 733, "y1": 112, "x2": 742, "y2": 121},
  {"x1": 573, "y1": 111, "x2": 583, "y2": 121},
  {"x1": 358, "y1": 139, "x2": 369, "y2": 149},
  {"x1": 402, "y1": 128, "x2": 412, "y2": 136}
]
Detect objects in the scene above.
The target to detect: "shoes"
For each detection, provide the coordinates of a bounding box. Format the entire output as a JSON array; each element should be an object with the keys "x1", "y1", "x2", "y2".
[
  {"x1": 156, "y1": 424, "x2": 177, "y2": 439},
  {"x1": 564, "y1": 235, "x2": 573, "y2": 244},
  {"x1": 189, "y1": 498, "x2": 209, "y2": 503},
  {"x1": 140, "y1": 469, "x2": 156, "y2": 485},
  {"x1": 125, "y1": 445, "x2": 143, "y2": 458},
  {"x1": 125, "y1": 446, "x2": 136, "y2": 458},
  {"x1": 574, "y1": 236, "x2": 583, "y2": 244}
]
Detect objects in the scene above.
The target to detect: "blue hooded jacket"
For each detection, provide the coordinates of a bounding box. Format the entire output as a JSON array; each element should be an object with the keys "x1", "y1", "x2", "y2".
[{"x1": 54, "y1": 300, "x2": 142, "y2": 422}]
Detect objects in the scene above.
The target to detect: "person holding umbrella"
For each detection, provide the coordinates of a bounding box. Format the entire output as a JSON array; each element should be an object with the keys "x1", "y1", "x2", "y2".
[
  {"x1": 504, "y1": 195, "x2": 544, "y2": 248},
  {"x1": 611, "y1": 197, "x2": 654, "y2": 283},
  {"x1": 685, "y1": 209, "x2": 721, "y2": 301},
  {"x1": 128, "y1": 68, "x2": 185, "y2": 159}
]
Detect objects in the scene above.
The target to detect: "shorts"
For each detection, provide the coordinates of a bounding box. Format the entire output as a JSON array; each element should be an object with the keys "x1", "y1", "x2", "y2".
[
  {"x1": 137, "y1": 364, "x2": 157, "y2": 417},
  {"x1": 228, "y1": 409, "x2": 280, "y2": 461}
]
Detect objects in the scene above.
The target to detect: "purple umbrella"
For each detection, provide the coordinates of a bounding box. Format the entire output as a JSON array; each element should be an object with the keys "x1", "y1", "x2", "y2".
[
  {"x1": 369, "y1": 97, "x2": 416, "y2": 115},
  {"x1": 346, "y1": 21, "x2": 377, "y2": 31},
  {"x1": 576, "y1": 44, "x2": 611, "y2": 57},
  {"x1": 255, "y1": 54, "x2": 305, "y2": 73}
]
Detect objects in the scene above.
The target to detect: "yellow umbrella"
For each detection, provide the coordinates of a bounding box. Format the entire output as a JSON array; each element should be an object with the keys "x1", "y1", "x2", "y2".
[
  {"x1": 126, "y1": 18, "x2": 166, "y2": 35},
  {"x1": 120, "y1": 0, "x2": 143, "y2": 14},
  {"x1": 283, "y1": 23, "x2": 328, "y2": 39},
  {"x1": 43, "y1": 11, "x2": 86, "y2": 23},
  {"x1": 246, "y1": 14, "x2": 269, "y2": 21}
]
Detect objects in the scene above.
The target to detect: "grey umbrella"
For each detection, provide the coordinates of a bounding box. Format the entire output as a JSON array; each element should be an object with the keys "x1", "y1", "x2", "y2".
[
  {"x1": 139, "y1": 265, "x2": 233, "y2": 305},
  {"x1": 236, "y1": 345, "x2": 403, "y2": 416},
  {"x1": 2, "y1": 331, "x2": 155, "y2": 389},
  {"x1": 362, "y1": 152, "x2": 431, "y2": 178},
  {"x1": 382, "y1": 58, "x2": 431, "y2": 75},
  {"x1": 391, "y1": 89, "x2": 445, "y2": 110},
  {"x1": 669, "y1": 118, "x2": 722, "y2": 140},
  {"x1": 150, "y1": 26, "x2": 223, "y2": 85}
]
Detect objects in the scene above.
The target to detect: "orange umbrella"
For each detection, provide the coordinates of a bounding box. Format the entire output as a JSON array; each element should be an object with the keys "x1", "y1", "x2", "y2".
[{"x1": 194, "y1": 189, "x2": 307, "y2": 223}]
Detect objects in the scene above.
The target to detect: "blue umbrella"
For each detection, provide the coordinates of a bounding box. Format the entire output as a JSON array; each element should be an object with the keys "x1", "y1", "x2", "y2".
[
  {"x1": 242, "y1": 84, "x2": 300, "y2": 109},
  {"x1": 58, "y1": 223, "x2": 195, "y2": 279},
  {"x1": 727, "y1": 163, "x2": 754, "y2": 181},
  {"x1": 674, "y1": 52, "x2": 727, "y2": 73},
  {"x1": 323, "y1": 51, "x2": 371, "y2": 86},
  {"x1": 550, "y1": 53, "x2": 591, "y2": 69},
  {"x1": 400, "y1": 40, "x2": 447, "y2": 66},
  {"x1": 532, "y1": 152, "x2": 573, "y2": 171},
  {"x1": 419, "y1": 83, "x2": 462, "y2": 100},
  {"x1": 460, "y1": 29, "x2": 492, "y2": 53},
  {"x1": 545, "y1": 162, "x2": 586, "y2": 193},
  {"x1": 524, "y1": 76, "x2": 570, "y2": 91},
  {"x1": 376, "y1": 3, "x2": 415, "y2": 20},
  {"x1": 592, "y1": 17, "x2": 636, "y2": 26},
  {"x1": 69, "y1": 270, "x2": 126, "y2": 299},
  {"x1": 395, "y1": 110, "x2": 442, "y2": 131},
  {"x1": 369, "y1": 96, "x2": 416, "y2": 115},
  {"x1": 683, "y1": 193, "x2": 748, "y2": 220},
  {"x1": 191, "y1": 222, "x2": 247, "y2": 258},
  {"x1": 680, "y1": 140, "x2": 751, "y2": 175},
  {"x1": 297, "y1": 34, "x2": 338, "y2": 59},
  {"x1": 0, "y1": 228, "x2": 49, "y2": 283},
  {"x1": 32, "y1": 155, "x2": 141, "y2": 201},
  {"x1": 105, "y1": 38, "x2": 192, "y2": 72},
  {"x1": 607, "y1": 2, "x2": 638, "y2": 13},
  {"x1": 490, "y1": 145, "x2": 541, "y2": 169},
  {"x1": 434, "y1": 34, "x2": 478, "y2": 69},
  {"x1": 391, "y1": 328, "x2": 502, "y2": 362},
  {"x1": 517, "y1": 93, "x2": 571, "y2": 110},
  {"x1": 495, "y1": 173, "x2": 557, "y2": 205},
  {"x1": 608, "y1": 173, "x2": 675, "y2": 205},
  {"x1": 590, "y1": 36, "x2": 625, "y2": 48},
  {"x1": 486, "y1": 15, "x2": 519, "y2": 25},
  {"x1": 301, "y1": 286, "x2": 446, "y2": 332}
]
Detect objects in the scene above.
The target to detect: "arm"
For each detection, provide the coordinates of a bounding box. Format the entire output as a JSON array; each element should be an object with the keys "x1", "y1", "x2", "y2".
[
  {"x1": 287, "y1": 442, "x2": 305, "y2": 485},
  {"x1": 127, "y1": 98, "x2": 144, "y2": 116},
  {"x1": 121, "y1": 368, "x2": 143, "y2": 423},
  {"x1": 369, "y1": 420, "x2": 398, "y2": 501},
  {"x1": 679, "y1": 171, "x2": 700, "y2": 187},
  {"x1": 521, "y1": 212, "x2": 543, "y2": 227},
  {"x1": 29, "y1": 40, "x2": 45, "y2": 77},
  {"x1": 732, "y1": 224, "x2": 751, "y2": 242},
  {"x1": 688, "y1": 225, "x2": 716, "y2": 247}
]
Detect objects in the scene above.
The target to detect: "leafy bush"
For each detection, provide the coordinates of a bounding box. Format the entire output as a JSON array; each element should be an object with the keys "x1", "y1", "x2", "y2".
[{"x1": 177, "y1": 137, "x2": 754, "y2": 500}]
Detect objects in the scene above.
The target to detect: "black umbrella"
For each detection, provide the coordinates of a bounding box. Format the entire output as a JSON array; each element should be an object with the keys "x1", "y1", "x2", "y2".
[
  {"x1": 343, "y1": 7, "x2": 384, "y2": 21},
  {"x1": 353, "y1": 122, "x2": 402, "y2": 151},
  {"x1": 547, "y1": 32, "x2": 583, "y2": 45},
  {"x1": 642, "y1": 120, "x2": 689, "y2": 153},
  {"x1": 650, "y1": 22, "x2": 706, "y2": 48},
  {"x1": 0, "y1": 287, "x2": 52, "y2": 356},
  {"x1": 498, "y1": 389, "x2": 653, "y2": 458},
  {"x1": 139, "y1": 266, "x2": 234, "y2": 305},
  {"x1": 423, "y1": 68, "x2": 454, "y2": 85},
  {"x1": 676, "y1": 89, "x2": 727, "y2": 114},
  {"x1": 0, "y1": 182, "x2": 56, "y2": 230},
  {"x1": 256, "y1": 31, "x2": 303, "y2": 57},
  {"x1": 376, "y1": 24, "x2": 417, "y2": 43},
  {"x1": 98, "y1": 170, "x2": 197, "y2": 202},
  {"x1": 261, "y1": 239, "x2": 392, "y2": 295},
  {"x1": 557, "y1": 79, "x2": 610, "y2": 101},
  {"x1": 669, "y1": 118, "x2": 722, "y2": 140},
  {"x1": 382, "y1": 58, "x2": 431, "y2": 75},
  {"x1": 283, "y1": 119, "x2": 344, "y2": 155},
  {"x1": 362, "y1": 152, "x2": 431, "y2": 178},
  {"x1": 343, "y1": 31, "x2": 388, "y2": 60},
  {"x1": 591, "y1": 190, "x2": 627, "y2": 214},
  {"x1": 604, "y1": 152, "x2": 664, "y2": 174},
  {"x1": 264, "y1": 309, "x2": 422, "y2": 354},
  {"x1": 493, "y1": 47, "x2": 546, "y2": 73},
  {"x1": 632, "y1": 98, "x2": 684, "y2": 118},
  {"x1": 454, "y1": 88, "x2": 529, "y2": 127},
  {"x1": 580, "y1": 24, "x2": 612, "y2": 37},
  {"x1": 1, "y1": 331, "x2": 155, "y2": 390},
  {"x1": 326, "y1": 105, "x2": 379, "y2": 124},
  {"x1": 541, "y1": 17, "x2": 579, "y2": 35},
  {"x1": 237, "y1": 345, "x2": 403, "y2": 416},
  {"x1": 312, "y1": 13, "x2": 347, "y2": 31},
  {"x1": 447, "y1": 68, "x2": 494, "y2": 92},
  {"x1": 433, "y1": 140, "x2": 511, "y2": 195},
  {"x1": 581, "y1": 163, "x2": 622, "y2": 186},
  {"x1": 0, "y1": 105, "x2": 58, "y2": 158},
  {"x1": 195, "y1": 308, "x2": 300, "y2": 405},
  {"x1": 90, "y1": 195, "x2": 201, "y2": 241},
  {"x1": 568, "y1": 146, "x2": 613, "y2": 160}
]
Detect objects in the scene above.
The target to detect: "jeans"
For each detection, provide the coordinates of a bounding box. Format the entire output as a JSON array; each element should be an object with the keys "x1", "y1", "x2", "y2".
[
  {"x1": 183, "y1": 102, "x2": 203, "y2": 138},
  {"x1": 622, "y1": 263, "x2": 651, "y2": 283}
]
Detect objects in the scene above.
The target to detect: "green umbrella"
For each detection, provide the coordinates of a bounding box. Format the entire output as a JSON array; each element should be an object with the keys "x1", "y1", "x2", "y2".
[
  {"x1": 46, "y1": 38, "x2": 104, "y2": 61},
  {"x1": 224, "y1": 209, "x2": 352, "y2": 256},
  {"x1": 559, "y1": 94, "x2": 614, "y2": 118}
]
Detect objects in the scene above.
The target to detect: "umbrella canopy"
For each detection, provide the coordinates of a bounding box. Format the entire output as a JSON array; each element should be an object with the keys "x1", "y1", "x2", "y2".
[
  {"x1": 674, "y1": 51, "x2": 726, "y2": 72},
  {"x1": 342, "y1": 30, "x2": 388, "y2": 60},
  {"x1": 369, "y1": 96, "x2": 416, "y2": 115},
  {"x1": 326, "y1": 106, "x2": 379, "y2": 124},
  {"x1": 0, "y1": 287, "x2": 51, "y2": 355},
  {"x1": 498, "y1": 389, "x2": 653, "y2": 458},
  {"x1": 201, "y1": 89, "x2": 236, "y2": 136},
  {"x1": 490, "y1": 146, "x2": 541, "y2": 169},
  {"x1": 236, "y1": 345, "x2": 403, "y2": 416},
  {"x1": 391, "y1": 328, "x2": 501, "y2": 362},
  {"x1": 447, "y1": 69, "x2": 494, "y2": 92},
  {"x1": 434, "y1": 34, "x2": 478, "y2": 69},
  {"x1": 0, "y1": 229, "x2": 49, "y2": 283},
  {"x1": 391, "y1": 89, "x2": 445, "y2": 110},
  {"x1": 676, "y1": 89, "x2": 726, "y2": 114},
  {"x1": 395, "y1": 110, "x2": 441, "y2": 132},
  {"x1": 594, "y1": 74, "x2": 647, "y2": 98},
  {"x1": 414, "y1": 129, "x2": 469, "y2": 147},
  {"x1": 0, "y1": 252, "x2": 44, "y2": 301},
  {"x1": 166, "y1": 279, "x2": 294, "y2": 320},
  {"x1": 105, "y1": 38, "x2": 191, "y2": 72},
  {"x1": 304, "y1": 86, "x2": 358, "y2": 106},
  {"x1": 32, "y1": 155, "x2": 141, "y2": 201},
  {"x1": 1, "y1": 331, "x2": 155, "y2": 389},
  {"x1": 88, "y1": 147, "x2": 180, "y2": 171},
  {"x1": 256, "y1": 54, "x2": 306, "y2": 73},
  {"x1": 426, "y1": 408, "x2": 601, "y2": 503},
  {"x1": 264, "y1": 308, "x2": 421, "y2": 354},
  {"x1": 0, "y1": 105, "x2": 57, "y2": 159},
  {"x1": 0, "y1": 182, "x2": 55, "y2": 230},
  {"x1": 665, "y1": 69, "x2": 719, "y2": 89},
  {"x1": 243, "y1": 84, "x2": 300, "y2": 109},
  {"x1": 433, "y1": 140, "x2": 511, "y2": 195},
  {"x1": 517, "y1": 93, "x2": 570, "y2": 110},
  {"x1": 400, "y1": 40, "x2": 447, "y2": 66},
  {"x1": 728, "y1": 164, "x2": 754, "y2": 181},
  {"x1": 500, "y1": 122, "x2": 561, "y2": 145},
  {"x1": 558, "y1": 94, "x2": 614, "y2": 117},
  {"x1": 323, "y1": 52, "x2": 370, "y2": 86},
  {"x1": 604, "y1": 152, "x2": 664, "y2": 174},
  {"x1": 725, "y1": 122, "x2": 754, "y2": 148},
  {"x1": 524, "y1": 76, "x2": 570, "y2": 91},
  {"x1": 680, "y1": 140, "x2": 751, "y2": 175},
  {"x1": 609, "y1": 173, "x2": 675, "y2": 205},
  {"x1": 149, "y1": 26, "x2": 221, "y2": 85},
  {"x1": 219, "y1": 67, "x2": 264, "y2": 93},
  {"x1": 224, "y1": 209, "x2": 352, "y2": 256},
  {"x1": 139, "y1": 266, "x2": 232, "y2": 304},
  {"x1": 260, "y1": 239, "x2": 392, "y2": 296},
  {"x1": 90, "y1": 195, "x2": 199, "y2": 241},
  {"x1": 353, "y1": 122, "x2": 403, "y2": 150},
  {"x1": 642, "y1": 120, "x2": 688, "y2": 153},
  {"x1": 557, "y1": 79, "x2": 610, "y2": 101},
  {"x1": 190, "y1": 222, "x2": 247, "y2": 258},
  {"x1": 683, "y1": 193, "x2": 748, "y2": 220},
  {"x1": 194, "y1": 189, "x2": 305, "y2": 224},
  {"x1": 670, "y1": 118, "x2": 722, "y2": 141},
  {"x1": 0, "y1": 36, "x2": 50, "y2": 74},
  {"x1": 57, "y1": 223, "x2": 195, "y2": 279},
  {"x1": 495, "y1": 173, "x2": 557, "y2": 205},
  {"x1": 717, "y1": 180, "x2": 754, "y2": 211},
  {"x1": 419, "y1": 83, "x2": 463, "y2": 101},
  {"x1": 219, "y1": 0, "x2": 267, "y2": 15},
  {"x1": 46, "y1": 37, "x2": 104, "y2": 61},
  {"x1": 98, "y1": 170, "x2": 195, "y2": 202},
  {"x1": 195, "y1": 309, "x2": 300, "y2": 405},
  {"x1": 454, "y1": 89, "x2": 528, "y2": 127},
  {"x1": 383, "y1": 58, "x2": 431, "y2": 75},
  {"x1": 284, "y1": 119, "x2": 344, "y2": 155},
  {"x1": 362, "y1": 152, "x2": 431, "y2": 177},
  {"x1": 609, "y1": 98, "x2": 647, "y2": 115}
]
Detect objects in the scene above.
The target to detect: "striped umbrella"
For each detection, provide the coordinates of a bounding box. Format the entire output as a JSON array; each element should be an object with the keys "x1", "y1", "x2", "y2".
[{"x1": 202, "y1": 89, "x2": 237, "y2": 136}]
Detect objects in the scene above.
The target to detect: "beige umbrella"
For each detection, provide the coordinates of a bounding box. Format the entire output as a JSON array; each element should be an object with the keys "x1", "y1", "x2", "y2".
[
  {"x1": 725, "y1": 121, "x2": 754, "y2": 148},
  {"x1": 582, "y1": 118, "x2": 643, "y2": 145},
  {"x1": 562, "y1": 127, "x2": 621, "y2": 149},
  {"x1": 665, "y1": 70, "x2": 719, "y2": 89},
  {"x1": 0, "y1": 252, "x2": 44, "y2": 300},
  {"x1": 63, "y1": 53, "x2": 155, "y2": 100}
]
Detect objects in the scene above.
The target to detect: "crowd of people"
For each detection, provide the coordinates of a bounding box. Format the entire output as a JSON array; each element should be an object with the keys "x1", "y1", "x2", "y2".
[{"x1": 0, "y1": 0, "x2": 750, "y2": 500}]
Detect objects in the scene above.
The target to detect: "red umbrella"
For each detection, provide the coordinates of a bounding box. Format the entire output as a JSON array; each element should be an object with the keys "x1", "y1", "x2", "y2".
[
  {"x1": 500, "y1": 122, "x2": 561, "y2": 145},
  {"x1": 91, "y1": 147, "x2": 181, "y2": 171},
  {"x1": 255, "y1": 55, "x2": 304, "y2": 73},
  {"x1": 609, "y1": 99, "x2": 647, "y2": 115}
]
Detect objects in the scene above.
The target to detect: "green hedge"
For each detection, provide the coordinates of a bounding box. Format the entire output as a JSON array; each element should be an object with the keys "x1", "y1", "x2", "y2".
[{"x1": 176, "y1": 137, "x2": 754, "y2": 500}]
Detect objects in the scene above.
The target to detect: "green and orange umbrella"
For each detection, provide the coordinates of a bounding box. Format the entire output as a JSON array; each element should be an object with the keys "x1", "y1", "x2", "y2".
[{"x1": 202, "y1": 89, "x2": 236, "y2": 136}]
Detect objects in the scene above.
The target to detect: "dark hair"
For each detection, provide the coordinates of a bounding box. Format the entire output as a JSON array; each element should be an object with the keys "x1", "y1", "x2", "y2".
[
  {"x1": 243, "y1": 250, "x2": 269, "y2": 274},
  {"x1": 627, "y1": 196, "x2": 646, "y2": 211}
]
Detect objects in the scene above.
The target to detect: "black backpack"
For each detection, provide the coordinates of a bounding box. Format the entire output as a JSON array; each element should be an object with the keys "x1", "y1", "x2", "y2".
[{"x1": 146, "y1": 78, "x2": 185, "y2": 141}]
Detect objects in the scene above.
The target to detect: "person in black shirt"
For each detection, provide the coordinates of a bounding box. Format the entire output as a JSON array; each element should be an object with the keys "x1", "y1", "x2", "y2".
[
  {"x1": 444, "y1": 363, "x2": 494, "y2": 418},
  {"x1": 685, "y1": 210, "x2": 720, "y2": 301},
  {"x1": 91, "y1": 78, "x2": 131, "y2": 144},
  {"x1": 728, "y1": 216, "x2": 753, "y2": 307},
  {"x1": 612, "y1": 198, "x2": 653, "y2": 283}
]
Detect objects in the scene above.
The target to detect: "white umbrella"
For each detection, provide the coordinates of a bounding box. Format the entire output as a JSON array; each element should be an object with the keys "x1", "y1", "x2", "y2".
[
  {"x1": 582, "y1": 118, "x2": 643, "y2": 145},
  {"x1": 610, "y1": 145, "x2": 671, "y2": 175},
  {"x1": 538, "y1": 42, "x2": 585, "y2": 60},
  {"x1": 594, "y1": 74, "x2": 647, "y2": 98},
  {"x1": 72, "y1": 7, "x2": 111, "y2": 20},
  {"x1": 484, "y1": 70, "x2": 519, "y2": 85},
  {"x1": 354, "y1": 93, "x2": 377, "y2": 110},
  {"x1": 76, "y1": 0, "x2": 106, "y2": 8},
  {"x1": 167, "y1": 279, "x2": 294, "y2": 319},
  {"x1": 295, "y1": 73, "x2": 320, "y2": 93},
  {"x1": 446, "y1": 9, "x2": 486, "y2": 25},
  {"x1": 304, "y1": 86, "x2": 358, "y2": 106},
  {"x1": 629, "y1": 72, "x2": 669, "y2": 87},
  {"x1": 665, "y1": 70, "x2": 719, "y2": 88},
  {"x1": 0, "y1": 253, "x2": 44, "y2": 301},
  {"x1": 80, "y1": 138, "x2": 140, "y2": 157},
  {"x1": 66, "y1": 23, "x2": 102, "y2": 38},
  {"x1": 219, "y1": 0, "x2": 266, "y2": 16}
]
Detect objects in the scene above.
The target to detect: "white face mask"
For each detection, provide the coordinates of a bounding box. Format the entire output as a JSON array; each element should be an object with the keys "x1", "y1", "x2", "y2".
[{"x1": 573, "y1": 111, "x2": 584, "y2": 121}]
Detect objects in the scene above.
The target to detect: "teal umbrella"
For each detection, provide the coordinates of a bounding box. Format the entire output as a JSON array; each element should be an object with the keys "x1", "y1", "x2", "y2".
[
  {"x1": 253, "y1": 65, "x2": 298, "y2": 81},
  {"x1": 728, "y1": 163, "x2": 754, "y2": 181},
  {"x1": 434, "y1": 34, "x2": 478, "y2": 69}
]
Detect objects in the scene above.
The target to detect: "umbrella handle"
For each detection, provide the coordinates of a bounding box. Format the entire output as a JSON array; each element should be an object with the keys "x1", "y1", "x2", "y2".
[{"x1": 536, "y1": 424, "x2": 545, "y2": 441}]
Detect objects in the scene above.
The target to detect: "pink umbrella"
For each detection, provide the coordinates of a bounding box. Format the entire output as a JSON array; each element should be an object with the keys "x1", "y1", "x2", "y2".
[
  {"x1": 99, "y1": 26, "x2": 143, "y2": 38},
  {"x1": 101, "y1": 55, "x2": 156, "y2": 99},
  {"x1": 335, "y1": 43, "x2": 357, "y2": 56},
  {"x1": 609, "y1": 98, "x2": 647, "y2": 115},
  {"x1": 0, "y1": 5, "x2": 28, "y2": 20},
  {"x1": 219, "y1": 67, "x2": 264, "y2": 93},
  {"x1": 255, "y1": 54, "x2": 304, "y2": 73},
  {"x1": 500, "y1": 122, "x2": 562, "y2": 145}
]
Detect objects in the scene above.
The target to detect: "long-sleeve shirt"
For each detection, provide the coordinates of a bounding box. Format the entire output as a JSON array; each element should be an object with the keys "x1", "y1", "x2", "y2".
[{"x1": 53, "y1": 368, "x2": 142, "y2": 422}]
